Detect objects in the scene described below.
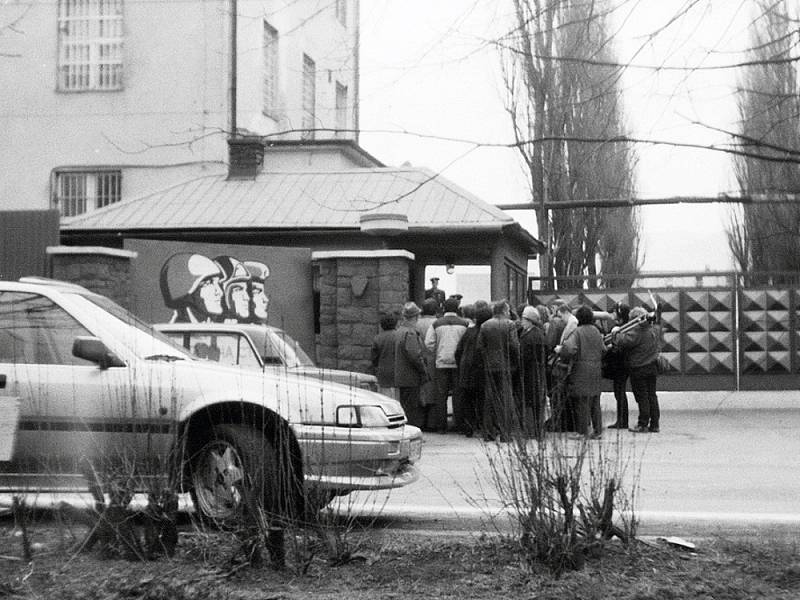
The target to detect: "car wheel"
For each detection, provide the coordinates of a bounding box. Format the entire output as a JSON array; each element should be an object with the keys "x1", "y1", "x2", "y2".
[{"x1": 190, "y1": 423, "x2": 283, "y2": 525}]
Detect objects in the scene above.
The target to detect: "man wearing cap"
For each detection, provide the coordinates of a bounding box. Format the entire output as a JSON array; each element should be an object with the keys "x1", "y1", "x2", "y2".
[
  {"x1": 394, "y1": 302, "x2": 429, "y2": 428},
  {"x1": 424, "y1": 277, "x2": 446, "y2": 316}
]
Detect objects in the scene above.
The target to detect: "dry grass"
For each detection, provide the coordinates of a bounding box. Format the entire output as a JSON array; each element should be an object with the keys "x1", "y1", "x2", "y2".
[{"x1": 1, "y1": 517, "x2": 798, "y2": 600}]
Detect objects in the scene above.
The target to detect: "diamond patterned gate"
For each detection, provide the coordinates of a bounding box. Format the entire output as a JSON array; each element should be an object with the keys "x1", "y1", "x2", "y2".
[{"x1": 529, "y1": 283, "x2": 800, "y2": 390}]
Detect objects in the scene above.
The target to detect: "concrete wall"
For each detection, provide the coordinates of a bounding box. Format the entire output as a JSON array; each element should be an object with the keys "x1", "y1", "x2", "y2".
[{"x1": 315, "y1": 250, "x2": 413, "y2": 373}]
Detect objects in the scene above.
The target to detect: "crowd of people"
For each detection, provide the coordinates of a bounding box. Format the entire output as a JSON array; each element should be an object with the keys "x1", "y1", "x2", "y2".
[{"x1": 370, "y1": 280, "x2": 663, "y2": 442}]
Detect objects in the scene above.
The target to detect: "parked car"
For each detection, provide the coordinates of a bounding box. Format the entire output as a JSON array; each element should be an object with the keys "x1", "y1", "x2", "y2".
[
  {"x1": 0, "y1": 278, "x2": 421, "y2": 521},
  {"x1": 154, "y1": 322, "x2": 379, "y2": 392}
]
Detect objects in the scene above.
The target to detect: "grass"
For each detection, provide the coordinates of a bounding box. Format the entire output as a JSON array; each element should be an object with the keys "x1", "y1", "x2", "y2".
[{"x1": 1, "y1": 518, "x2": 798, "y2": 599}]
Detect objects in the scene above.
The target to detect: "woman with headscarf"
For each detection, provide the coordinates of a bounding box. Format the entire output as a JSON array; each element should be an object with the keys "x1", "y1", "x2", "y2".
[{"x1": 556, "y1": 305, "x2": 606, "y2": 439}]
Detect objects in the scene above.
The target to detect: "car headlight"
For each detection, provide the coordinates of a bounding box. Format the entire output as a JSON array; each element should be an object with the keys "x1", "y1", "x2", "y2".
[{"x1": 336, "y1": 405, "x2": 390, "y2": 428}]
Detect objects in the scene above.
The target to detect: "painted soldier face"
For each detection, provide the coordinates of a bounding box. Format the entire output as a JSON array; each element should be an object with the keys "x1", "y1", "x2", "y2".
[
  {"x1": 251, "y1": 282, "x2": 269, "y2": 321},
  {"x1": 230, "y1": 283, "x2": 250, "y2": 319},
  {"x1": 198, "y1": 277, "x2": 223, "y2": 315}
]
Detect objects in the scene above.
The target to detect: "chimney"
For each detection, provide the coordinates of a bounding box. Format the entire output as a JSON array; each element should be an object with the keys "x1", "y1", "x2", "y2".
[{"x1": 228, "y1": 136, "x2": 265, "y2": 179}]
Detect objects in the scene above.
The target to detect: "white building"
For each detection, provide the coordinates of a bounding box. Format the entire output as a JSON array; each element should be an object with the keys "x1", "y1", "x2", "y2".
[{"x1": 0, "y1": 0, "x2": 359, "y2": 215}]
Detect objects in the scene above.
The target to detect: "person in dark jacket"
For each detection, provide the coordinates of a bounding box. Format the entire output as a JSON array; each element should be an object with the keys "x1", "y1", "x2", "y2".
[
  {"x1": 370, "y1": 312, "x2": 398, "y2": 399},
  {"x1": 545, "y1": 302, "x2": 576, "y2": 432},
  {"x1": 454, "y1": 304, "x2": 492, "y2": 437},
  {"x1": 394, "y1": 302, "x2": 429, "y2": 428},
  {"x1": 613, "y1": 306, "x2": 661, "y2": 433},
  {"x1": 477, "y1": 300, "x2": 520, "y2": 440},
  {"x1": 557, "y1": 305, "x2": 606, "y2": 439},
  {"x1": 519, "y1": 306, "x2": 548, "y2": 439},
  {"x1": 596, "y1": 303, "x2": 632, "y2": 429}
]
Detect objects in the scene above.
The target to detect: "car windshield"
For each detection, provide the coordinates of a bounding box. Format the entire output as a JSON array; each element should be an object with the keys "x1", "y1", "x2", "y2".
[
  {"x1": 248, "y1": 327, "x2": 315, "y2": 368},
  {"x1": 66, "y1": 292, "x2": 192, "y2": 360}
]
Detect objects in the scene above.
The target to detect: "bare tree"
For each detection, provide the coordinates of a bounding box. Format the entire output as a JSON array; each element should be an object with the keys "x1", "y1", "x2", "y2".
[
  {"x1": 729, "y1": 0, "x2": 800, "y2": 282},
  {"x1": 503, "y1": 0, "x2": 640, "y2": 290}
]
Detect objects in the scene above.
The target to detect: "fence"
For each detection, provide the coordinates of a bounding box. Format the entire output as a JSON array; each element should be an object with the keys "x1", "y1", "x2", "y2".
[{"x1": 528, "y1": 271, "x2": 800, "y2": 391}]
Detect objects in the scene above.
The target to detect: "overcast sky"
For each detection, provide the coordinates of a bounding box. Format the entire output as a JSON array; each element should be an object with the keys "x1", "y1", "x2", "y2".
[{"x1": 358, "y1": 1, "x2": 755, "y2": 273}]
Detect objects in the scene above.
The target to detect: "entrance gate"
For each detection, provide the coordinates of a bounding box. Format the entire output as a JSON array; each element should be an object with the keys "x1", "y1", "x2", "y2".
[{"x1": 529, "y1": 272, "x2": 800, "y2": 391}]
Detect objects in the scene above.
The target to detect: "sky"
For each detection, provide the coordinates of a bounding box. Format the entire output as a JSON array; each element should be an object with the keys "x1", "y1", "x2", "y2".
[{"x1": 357, "y1": 0, "x2": 755, "y2": 275}]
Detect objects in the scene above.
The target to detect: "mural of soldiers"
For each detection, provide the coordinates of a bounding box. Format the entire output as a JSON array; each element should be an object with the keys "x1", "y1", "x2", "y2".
[{"x1": 160, "y1": 253, "x2": 225, "y2": 323}]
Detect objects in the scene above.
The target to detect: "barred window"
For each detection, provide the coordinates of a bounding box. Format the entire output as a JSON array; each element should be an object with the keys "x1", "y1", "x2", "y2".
[
  {"x1": 58, "y1": 0, "x2": 124, "y2": 91},
  {"x1": 301, "y1": 54, "x2": 316, "y2": 140},
  {"x1": 55, "y1": 170, "x2": 121, "y2": 217},
  {"x1": 262, "y1": 20, "x2": 278, "y2": 116},
  {"x1": 335, "y1": 81, "x2": 348, "y2": 136}
]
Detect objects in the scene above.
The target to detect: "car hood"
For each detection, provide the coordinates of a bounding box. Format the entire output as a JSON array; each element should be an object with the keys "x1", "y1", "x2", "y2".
[
  {"x1": 285, "y1": 365, "x2": 376, "y2": 386},
  {"x1": 169, "y1": 359, "x2": 403, "y2": 426}
]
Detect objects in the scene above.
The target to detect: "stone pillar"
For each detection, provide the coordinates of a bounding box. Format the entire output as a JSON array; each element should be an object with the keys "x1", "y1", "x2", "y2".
[
  {"x1": 47, "y1": 246, "x2": 138, "y2": 309},
  {"x1": 313, "y1": 250, "x2": 414, "y2": 373}
]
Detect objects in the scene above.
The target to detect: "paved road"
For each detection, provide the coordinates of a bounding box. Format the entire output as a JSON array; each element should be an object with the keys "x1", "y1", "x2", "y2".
[{"x1": 337, "y1": 391, "x2": 800, "y2": 537}]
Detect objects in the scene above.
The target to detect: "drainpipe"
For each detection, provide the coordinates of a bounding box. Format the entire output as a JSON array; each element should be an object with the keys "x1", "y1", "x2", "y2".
[
  {"x1": 230, "y1": 0, "x2": 238, "y2": 136},
  {"x1": 353, "y1": 0, "x2": 360, "y2": 143}
]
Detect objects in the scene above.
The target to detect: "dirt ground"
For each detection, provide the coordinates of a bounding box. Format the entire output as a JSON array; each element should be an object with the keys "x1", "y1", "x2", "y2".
[{"x1": 1, "y1": 515, "x2": 799, "y2": 600}]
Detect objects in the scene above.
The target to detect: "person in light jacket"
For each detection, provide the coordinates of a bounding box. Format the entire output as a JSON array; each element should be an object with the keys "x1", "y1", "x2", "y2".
[{"x1": 424, "y1": 297, "x2": 469, "y2": 432}]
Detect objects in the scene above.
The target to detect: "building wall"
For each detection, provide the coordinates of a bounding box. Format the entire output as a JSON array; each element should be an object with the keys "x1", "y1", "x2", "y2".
[{"x1": 0, "y1": 0, "x2": 358, "y2": 212}]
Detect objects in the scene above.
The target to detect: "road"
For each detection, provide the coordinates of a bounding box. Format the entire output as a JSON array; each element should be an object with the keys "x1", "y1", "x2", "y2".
[{"x1": 336, "y1": 395, "x2": 800, "y2": 538}]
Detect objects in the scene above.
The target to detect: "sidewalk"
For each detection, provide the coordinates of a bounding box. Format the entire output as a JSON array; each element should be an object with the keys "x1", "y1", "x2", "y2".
[{"x1": 600, "y1": 389, "x2": 800, "y2": 412}]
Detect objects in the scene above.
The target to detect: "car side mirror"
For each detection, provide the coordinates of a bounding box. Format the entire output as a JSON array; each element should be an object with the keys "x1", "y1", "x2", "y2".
[{"x1": 72, "y1": 336, "x2": 125, "y2": 369}]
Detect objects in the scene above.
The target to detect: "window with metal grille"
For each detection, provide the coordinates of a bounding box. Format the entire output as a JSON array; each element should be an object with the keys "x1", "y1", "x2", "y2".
[
  {"x1": 335, "y1": 81, "x2": 348, "y2": 136},
  {"x1": 55, "y1": 170, "x2": 121, "y2": 217},
  {"x1": 301, "y1": 54, "x2": 316, "y2": 140},
  {"x1": 335, "y1": 0, "x2": 347, "y2": 26},
  {"x1": 57, "y1": 0, "x2": 124, "y2": 91},
  {"x1": 262, "y1": 20, "x2": 278, "y2": 116}
]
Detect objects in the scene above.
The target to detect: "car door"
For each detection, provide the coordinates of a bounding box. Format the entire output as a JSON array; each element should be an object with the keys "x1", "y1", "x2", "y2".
[{"x1": 0, "y1": 290, "x2": 131, "y2": 491}]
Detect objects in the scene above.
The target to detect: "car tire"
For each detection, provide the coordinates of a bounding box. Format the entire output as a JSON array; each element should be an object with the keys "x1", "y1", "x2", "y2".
[{"x1": 189, "y1": 423, "x2": 290, "y2": 526}]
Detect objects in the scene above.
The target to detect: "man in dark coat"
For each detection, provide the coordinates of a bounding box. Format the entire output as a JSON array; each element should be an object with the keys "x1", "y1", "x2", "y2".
[
  {"x1": 454, "y1": 304, "x2": 492, "y2": 437},
  {"x1": 519, "y1": 306, "x2": 548, "y2": 439},
  {"x1": 477, "y1": 300, "x2": 520, "y2": 440},
  {"x1": 394, "y1": 302, "x2": 429, "y2": 428},
  {"x1": 370, "y1": 312, "x2": 398, "y2": 399}
]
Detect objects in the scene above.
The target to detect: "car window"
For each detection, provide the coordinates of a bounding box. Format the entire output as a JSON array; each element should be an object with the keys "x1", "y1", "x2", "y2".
[
  {"x1": 266, "y1": 329, "x2": 316, "y2": 368},
  {"x1": 167, "y1": 332, "x2": 262, "y2": 370},
  {"x1": 0, "y1": 292, "x2": 96, "y2": 365},
  {"x1": 65, "y1": 293, "x2": 189, "y2": 360}
]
